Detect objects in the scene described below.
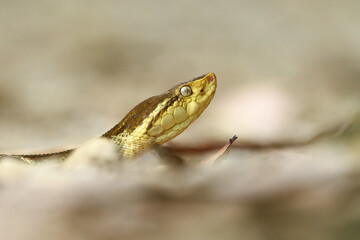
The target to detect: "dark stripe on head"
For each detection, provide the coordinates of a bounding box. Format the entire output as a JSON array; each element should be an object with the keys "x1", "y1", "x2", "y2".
[{"x1": 103, "y1": 91, "x2": 174, "y2": 137}]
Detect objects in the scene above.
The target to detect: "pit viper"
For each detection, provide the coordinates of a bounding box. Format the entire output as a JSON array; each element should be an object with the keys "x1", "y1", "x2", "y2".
[{"x1": 0, "y1": 73, "x2": 217, "y2": 163}]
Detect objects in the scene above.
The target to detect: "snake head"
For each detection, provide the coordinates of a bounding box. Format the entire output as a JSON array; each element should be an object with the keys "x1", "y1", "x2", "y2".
[
  {"x1": 105, "y1": 73, "x2": 217, "y2": 158},
  {"x1": 148, "y1": 72, "x2": 217, "y2": 143}
]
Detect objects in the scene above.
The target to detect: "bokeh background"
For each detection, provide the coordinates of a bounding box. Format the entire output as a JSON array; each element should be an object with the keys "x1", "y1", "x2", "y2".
[{"x1": 0, "y1": 1, "x2": 359, "y2": 240}]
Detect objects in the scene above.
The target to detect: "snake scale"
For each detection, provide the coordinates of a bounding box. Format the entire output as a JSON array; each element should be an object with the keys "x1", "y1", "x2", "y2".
[{"x1": 0, "y1": 73, "x2": 217, "y2": 163}]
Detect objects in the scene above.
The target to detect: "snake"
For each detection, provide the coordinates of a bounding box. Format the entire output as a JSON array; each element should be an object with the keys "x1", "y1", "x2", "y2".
[{"x1": 0, "y1": 73, "x2": 217, "y2": 163}]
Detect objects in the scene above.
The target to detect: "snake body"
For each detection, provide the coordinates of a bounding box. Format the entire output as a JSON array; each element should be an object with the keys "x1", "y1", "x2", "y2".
[{"x1": 0, "y1": 73, "x2": 217, "y2": 162}]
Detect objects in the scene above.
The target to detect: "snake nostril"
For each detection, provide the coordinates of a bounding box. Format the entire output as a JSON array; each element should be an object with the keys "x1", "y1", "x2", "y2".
[{"x1": 207, "y1": 74, "x2": 214, "y2": 83}]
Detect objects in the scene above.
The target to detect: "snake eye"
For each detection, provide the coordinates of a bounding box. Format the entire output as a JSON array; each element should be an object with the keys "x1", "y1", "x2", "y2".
[{"x1": 180, "y1": 85, "x2": 192, "y2": 97}]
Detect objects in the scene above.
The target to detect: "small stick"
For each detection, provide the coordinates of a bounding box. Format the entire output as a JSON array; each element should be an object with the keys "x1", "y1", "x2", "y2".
[{"x1": 200, "y1": 135, "x2": 238, "y2": 167}]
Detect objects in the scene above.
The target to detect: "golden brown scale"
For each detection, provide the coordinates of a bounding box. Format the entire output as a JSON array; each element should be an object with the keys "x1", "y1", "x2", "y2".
[{"x1": 0, "y1": 73, "x2": 217, "y2": 162}]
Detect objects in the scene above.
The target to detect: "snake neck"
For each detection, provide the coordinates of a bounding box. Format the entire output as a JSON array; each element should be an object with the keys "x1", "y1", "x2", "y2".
[{"x1": 0, "y1": 149, "x2": 73, "y2": 163}]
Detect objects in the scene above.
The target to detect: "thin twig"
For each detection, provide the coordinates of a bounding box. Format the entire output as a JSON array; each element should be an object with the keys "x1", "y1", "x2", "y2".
[
  {"x1": 200, "y1": 135, "x2": 238, "y2": 167},
  {"x1": 167, "y1": 119, "x2": 356, "y2": 154}
]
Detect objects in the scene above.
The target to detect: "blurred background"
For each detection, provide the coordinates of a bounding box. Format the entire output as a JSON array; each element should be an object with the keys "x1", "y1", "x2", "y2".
[{"x1": 0, "y1": 1, "x2": 359, "y2": 240}]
